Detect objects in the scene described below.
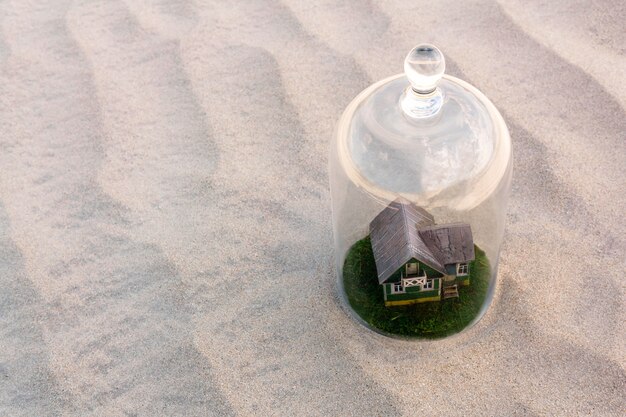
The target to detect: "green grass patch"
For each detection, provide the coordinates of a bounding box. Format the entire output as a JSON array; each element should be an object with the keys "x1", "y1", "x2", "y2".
[{"x1": 342, "y1": 236, "x2": 491, "y2": 339}]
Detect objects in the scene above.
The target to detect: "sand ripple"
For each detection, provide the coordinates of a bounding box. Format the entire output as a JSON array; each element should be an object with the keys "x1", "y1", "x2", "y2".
[{"x1": 0, "y1": 0, "x2": 624, "y2": 415}]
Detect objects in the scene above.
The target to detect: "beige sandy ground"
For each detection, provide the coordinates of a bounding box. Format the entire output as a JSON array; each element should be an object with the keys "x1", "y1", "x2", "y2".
[{"x1": 0, "y1": 0, "x2": 624, "y2": 415}]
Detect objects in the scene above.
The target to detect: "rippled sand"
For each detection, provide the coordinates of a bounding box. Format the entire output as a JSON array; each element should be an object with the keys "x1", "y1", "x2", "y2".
[{"x1": 0, "y1": 1, "x2": 624, "y2": 415}]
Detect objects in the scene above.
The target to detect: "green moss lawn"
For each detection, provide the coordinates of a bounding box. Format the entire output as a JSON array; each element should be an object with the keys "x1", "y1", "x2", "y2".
[{"x1": 342, "y1": 236, "x2": 491, "y2": 339}]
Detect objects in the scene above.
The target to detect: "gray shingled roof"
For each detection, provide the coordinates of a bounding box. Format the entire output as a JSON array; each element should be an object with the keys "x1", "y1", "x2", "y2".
[
  {"x1": 369, "y1": 199, "x2": 475, "y2": 284},
  {"x1": 418, "y1": 224, "x2": 475, "y2": 267}
]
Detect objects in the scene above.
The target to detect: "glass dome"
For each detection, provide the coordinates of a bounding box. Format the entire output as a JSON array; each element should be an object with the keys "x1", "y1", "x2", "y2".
[{"x1": 329, "y1": 44, "x2": 512, "y2": 339}]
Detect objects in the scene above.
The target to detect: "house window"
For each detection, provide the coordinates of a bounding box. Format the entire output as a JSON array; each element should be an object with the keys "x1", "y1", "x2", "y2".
[
  {"x1": 393, "y1": 283, "x2": 403, "y2": 293},
  {"x1": 423, "y1": 280, "x2": 433, "y2": 290},
  {"x1": 457, "y1": 263, "x2": 468, "y2": 275},
  {"x1": 405, "y1": 262, "x2": 418, "y2": 276}
]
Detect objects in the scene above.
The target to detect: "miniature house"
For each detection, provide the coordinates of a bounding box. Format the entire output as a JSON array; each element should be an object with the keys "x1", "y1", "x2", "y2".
[{"x1": 369, "y1": 199, "x2": 475, "y2": 306}]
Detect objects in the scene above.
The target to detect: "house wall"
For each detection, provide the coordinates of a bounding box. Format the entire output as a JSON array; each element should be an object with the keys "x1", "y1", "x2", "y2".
[
  {"x1": 385, "y1": 297, "x2": 440, "y2": 306},
  {"x1": 454, "y1": 263, "x2": 471, "y2": 286},
  {"x1": 381, "y1": 259, "x2": 472, "y2": 306},
  {"x1": 383, "y1": 279, "x2": 441, "y2": 306},
  {"x1": 384, "y1": 291, "x2": 441, "y2": 306},
  {"x1": 386, "y1": 259, "x2": 444, "y2": 284},
  {"x1": 418, "y1": 261, "x2": 444, "y2": 278},
  {"x1": 381, "y1": 260, "x2": 450, "y2": 306}
]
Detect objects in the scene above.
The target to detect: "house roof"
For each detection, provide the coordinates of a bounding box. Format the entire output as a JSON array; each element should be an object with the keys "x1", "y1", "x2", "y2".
[
  {"x1": 369, "y1": 199, "x2": 475, "y2": 284},
  {"x1": 418, "y1": 224, "x2": 475, "y2": 267}
]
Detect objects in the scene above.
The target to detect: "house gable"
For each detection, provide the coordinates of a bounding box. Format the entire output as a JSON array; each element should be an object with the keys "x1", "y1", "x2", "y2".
[{"x1": 369, "y1": 199, "x2": 441, "y2": 284}]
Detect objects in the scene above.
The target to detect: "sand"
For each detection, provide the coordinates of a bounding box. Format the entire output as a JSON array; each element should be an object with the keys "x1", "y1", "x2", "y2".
[{"x1": 0, "y1": 0, "x2": 624, "y2": 415}]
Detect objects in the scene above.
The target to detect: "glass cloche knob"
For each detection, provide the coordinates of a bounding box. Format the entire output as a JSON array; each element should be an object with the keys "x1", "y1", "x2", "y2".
[
  {"x1": 401, "y1": 44, "x2": 445, "y2": 118},
  {"x1": 404, "y1": 44, "x2": 445, "y2": 93}
]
